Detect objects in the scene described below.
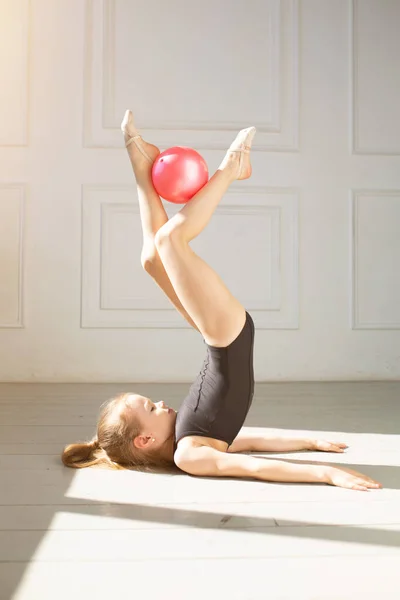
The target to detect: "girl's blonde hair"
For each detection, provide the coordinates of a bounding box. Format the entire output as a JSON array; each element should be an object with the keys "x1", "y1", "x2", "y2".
[{"x1": 61, "y1": 393, "x2": 176, "y2": 472}]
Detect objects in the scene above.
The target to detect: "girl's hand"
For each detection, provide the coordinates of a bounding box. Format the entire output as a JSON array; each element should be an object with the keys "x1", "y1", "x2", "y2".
[
  {"x1": 325, "y1": 465, "x2": 382, "y2": 491},
  {"x1": 312, "y1": 439, "x2": 348, "y2": 453}
]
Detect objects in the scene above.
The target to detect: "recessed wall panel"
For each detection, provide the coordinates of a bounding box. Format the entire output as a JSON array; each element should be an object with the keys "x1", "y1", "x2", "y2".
[
  {"x1": 82, "y1": 186, "x2": 298, "y2": 329},
  {"x1": 84, "y1": 0, "x2": 298, "y2": 150},
  {"x1": 0, "y1": 186, "x2": 25, "y2": 327},
  {"x1": 352, "y1": 0, "x2": 400, "y2": 154},
  {"x1": 352, "y1": 190, "x2": 400, "y2": 328},
  {"x1": 0, "y1": 0, "x2": 29, "y2": 146}
]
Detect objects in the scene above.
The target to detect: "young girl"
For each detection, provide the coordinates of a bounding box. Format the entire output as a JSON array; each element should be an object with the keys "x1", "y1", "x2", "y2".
[{"x1": 62, "y1": 110, "x2": 382, "y2": 493}]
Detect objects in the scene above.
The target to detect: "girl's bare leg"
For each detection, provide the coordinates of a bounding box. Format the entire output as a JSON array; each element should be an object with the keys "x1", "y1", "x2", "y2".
[
  {"x1": 121, "y1": 110, "x2": 167, "y2": 241},
  {"x1": 154, "y1": 127, "x2": 256, "y2": 347},
  {"x1": 121, "y1": 110, "x2": 200, "y2": 331}
]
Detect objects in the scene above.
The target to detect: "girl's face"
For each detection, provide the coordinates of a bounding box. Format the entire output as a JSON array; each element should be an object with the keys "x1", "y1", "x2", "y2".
[{"x1": 124, "y1": 394, "x2": 176, "y2": 449}]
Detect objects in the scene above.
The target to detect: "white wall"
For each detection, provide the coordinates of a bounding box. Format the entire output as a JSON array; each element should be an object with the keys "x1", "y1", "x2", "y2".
[{"x1": 0, "y1": 0, "x2": 399, "y2": 382}]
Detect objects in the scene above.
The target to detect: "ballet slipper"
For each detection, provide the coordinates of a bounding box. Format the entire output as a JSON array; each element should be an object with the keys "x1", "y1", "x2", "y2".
[
  {"x1": 226, "y1": 126, "x2": 257, "y2": 179},
  {"x1": 121, "y1": 109, "x2": 159, "y2": 164}
]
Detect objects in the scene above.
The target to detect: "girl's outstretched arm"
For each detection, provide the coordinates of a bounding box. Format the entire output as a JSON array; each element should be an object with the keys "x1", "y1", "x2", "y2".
[
  {"x1": 228, "y1": 429, "x2": 348, "y2": 454},
  {"x1": 174, "y1": 445, "x2": 382, "y2": 491}
]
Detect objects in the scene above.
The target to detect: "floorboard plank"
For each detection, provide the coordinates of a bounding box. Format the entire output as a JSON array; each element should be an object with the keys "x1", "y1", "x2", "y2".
[{"x1": 0, "y1": 382, "x2": 399, "y2": 600}]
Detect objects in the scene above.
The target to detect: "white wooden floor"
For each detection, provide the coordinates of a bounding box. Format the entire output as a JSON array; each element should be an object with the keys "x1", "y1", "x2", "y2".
[{"x1": 0, "y1": 382, "x2": 399, "y2": 600}]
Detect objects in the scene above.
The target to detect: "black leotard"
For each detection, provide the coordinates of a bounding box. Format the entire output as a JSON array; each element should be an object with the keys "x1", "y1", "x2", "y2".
[{"x1": 174, "y1": 311, "x2": 255, "y2": 448}]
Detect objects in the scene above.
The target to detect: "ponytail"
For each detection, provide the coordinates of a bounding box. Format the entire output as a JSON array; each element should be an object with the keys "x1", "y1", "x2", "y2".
[{"x1": 61, "y1": 436, "x2": 124, "y2": 470}]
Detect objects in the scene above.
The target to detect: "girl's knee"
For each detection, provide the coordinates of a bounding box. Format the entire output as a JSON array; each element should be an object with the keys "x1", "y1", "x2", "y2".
[
  {"x1": 140, "y1": 243, "x2": 159, "y2": 273},
  {"x1": 155, "y1": 220, "x2": 186, "y2": 249}
]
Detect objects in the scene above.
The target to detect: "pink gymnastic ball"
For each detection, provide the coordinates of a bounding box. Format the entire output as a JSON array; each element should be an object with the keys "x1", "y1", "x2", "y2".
[{"x1": 151, "y1": 146, "x2": 209, "y2": 204}]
